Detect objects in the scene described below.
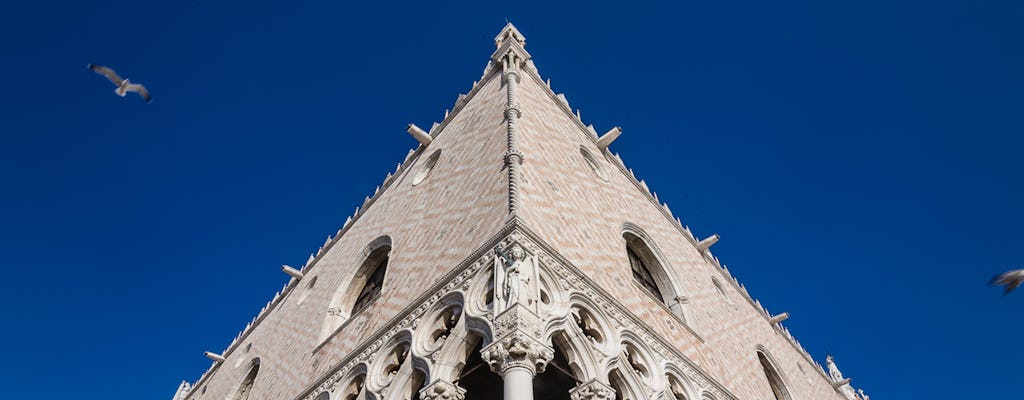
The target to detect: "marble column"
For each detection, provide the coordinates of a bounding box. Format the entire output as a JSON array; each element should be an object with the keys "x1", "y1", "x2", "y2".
[{"x1": 480, "y1": 304, "x2": 553, "y2": 400}]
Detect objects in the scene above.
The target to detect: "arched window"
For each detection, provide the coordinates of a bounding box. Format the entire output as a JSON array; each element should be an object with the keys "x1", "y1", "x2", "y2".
[
  {"x1": 622, "y1": 226, "x2": 687, "y2": 323},
  {"x1": 321, "y1": 236, "x2": 393, "y2": 341},
  {"x1": 230, "y1": 358, "x2": 260, "y2": 400},
  {"x1": 336, "y1": 373, "x2": 366, "y2": 400},
  {"x1": 666, "y1": 374, "x2": 692, "y2": 400},
  {"x1": 352, "y1": 250, "x2": 388, "y2": 314},
  {"x1": 534, "y1": 344, "x2": 578, "y2": 400},
  {"x1": 757, "y1": 350, "x2": 792, "y2": 400},
  {"x1": 627, "y1": 244, "x2": 663, "y2": 300}
]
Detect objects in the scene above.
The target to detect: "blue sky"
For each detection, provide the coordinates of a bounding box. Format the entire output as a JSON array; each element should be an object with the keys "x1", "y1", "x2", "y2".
[{"x1": 1, "y1": 1, "x2": 1022, "y2": 398}]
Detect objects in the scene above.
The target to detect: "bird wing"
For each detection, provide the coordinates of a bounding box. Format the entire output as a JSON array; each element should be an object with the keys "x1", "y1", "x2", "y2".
[
  {"x1": 88, "y1": 64, "x2": 123, "y2": 85},
  {"x1": 125, "y1": 83, "x2": 152, "y2": 103},
  {"x1": 991, "y1": 269, "x2": 1024, "y2": 285}
]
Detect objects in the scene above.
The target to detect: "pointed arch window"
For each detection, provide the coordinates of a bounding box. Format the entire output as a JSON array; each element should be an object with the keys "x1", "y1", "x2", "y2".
[
  {"x1": 320, "y1": 236, "x2": 393, "y2": 343},
  {"x1": 230, "y1": 358, "x2": 260, "y2": 400},
  {"x1": 627, "y1": 246, "x2": 662, "y2": 300},
  {"x1": 352, "y1": 253, "x2": 388, "y2": 314},
  {"x1": 622, "y1": 226, "x2": 689, "y2": 324},
  {"x1": 757, "y1": 350, "x2": 792, "y2": 400}
]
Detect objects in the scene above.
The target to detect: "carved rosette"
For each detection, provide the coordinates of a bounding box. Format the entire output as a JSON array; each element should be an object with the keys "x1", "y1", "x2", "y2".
[
  {"x1": 419, "y1": 380, "x2": 466, "y2": 400},
  {"x1": 480, "y1": 330, "x2": 553, "y2": 376},
  {"x1": 569, "y1": 379, "x2": 616, "y2": 400}
]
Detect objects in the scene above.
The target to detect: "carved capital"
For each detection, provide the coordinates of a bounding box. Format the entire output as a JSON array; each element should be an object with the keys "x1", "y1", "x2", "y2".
[
  {"x1": 419, "y1": 380, "x2": 466, "y2": 400},
  {"x1": 570, "y1": 379, "x2": 616, "y2": 400},
  {"x1": 480, "y1": 330, "x2": 553, "y2": 376}
]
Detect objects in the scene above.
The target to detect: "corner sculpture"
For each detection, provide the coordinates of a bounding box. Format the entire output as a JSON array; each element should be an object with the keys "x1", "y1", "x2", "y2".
[{"x1": 494, "y1": 245, "x2": 540, "y2": 314}]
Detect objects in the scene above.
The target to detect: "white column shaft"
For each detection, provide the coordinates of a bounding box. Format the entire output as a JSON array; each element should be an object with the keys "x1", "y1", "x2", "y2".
[{"x1": 503, "y1": 366, "x2": 534, "y2": 400}]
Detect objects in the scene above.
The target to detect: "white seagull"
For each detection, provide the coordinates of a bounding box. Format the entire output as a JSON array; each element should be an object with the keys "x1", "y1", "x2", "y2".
[
  {"x1": 88, "y1": 64, "x2": 152, "y2": 103},
  {"x1": 990, "y1": 269, "x2": 1024, "y2": 295}
]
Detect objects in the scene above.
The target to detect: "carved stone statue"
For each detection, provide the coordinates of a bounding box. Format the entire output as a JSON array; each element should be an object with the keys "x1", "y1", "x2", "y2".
[
  {"x1": 858, "y1": 389, "x2": 869, "y2": 400},
  {"x1": 493, "y1": 245, "x2": 539, "y2": 313},
  {"x1": 172, "y1": 381, "x2": 191, "y2": 400},
  {"x1": 505, "y1": 248, "x2": 524, "y2": 305},
  {"x1": 826, "y1": 355, "x2": 844, "y2": 382},
  {"x1": 827, "y1": 355, "x2": 860, "y2": 400}
]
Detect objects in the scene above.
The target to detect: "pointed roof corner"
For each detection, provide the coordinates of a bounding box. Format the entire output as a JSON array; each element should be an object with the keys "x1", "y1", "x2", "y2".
[
  {"x1": 495, "y1": 22, "x2": 526, "y2": 49},
  {"x1": 491, "y1": 23, "x2": 532, "y2": 68}
]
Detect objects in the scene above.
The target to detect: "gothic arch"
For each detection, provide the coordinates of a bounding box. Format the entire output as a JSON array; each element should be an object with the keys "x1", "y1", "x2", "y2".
[
  {"x1": 755, "y1": 346, "x2": 793, "y2": 400},
  {"x1": 367, "y1": 331, "x2": 413, "y2": 391},
  {"x1": 618, "y1": 332, "x2": 662, "y2": 389},
  {"x1": 464, "y1": 262, "x2": 494, "y2": 320},
  {"x1": 321, "y1": 235, "x2": 394, "y2": 341},
  {"x1": 620, "y1": 224, "x2": 689, "y2": 323},
  {"x1": 607, "y1": 367, "x2": 646, "y2": 400},
  {"x1": 365, "y1": 330, "x2": 428, "y2": 400},
  {"x1": 663, "y1": 366, "x2": 698, "y2": 400},
  {"x1": 413, "y1": 292, "x2": 465, "y2": 357},
  {"x1": 413, "y1": 292, "x2": 485, "y2": 384},
  {"x1": 556, "y1": 294, "x2": 617, "y2": 356},
  {"x1": 536, "y1": 262, "x2": 568, "y2": 317},
  {"x1": 330, "y1": 364, "x2": 369, "y2": 400}
]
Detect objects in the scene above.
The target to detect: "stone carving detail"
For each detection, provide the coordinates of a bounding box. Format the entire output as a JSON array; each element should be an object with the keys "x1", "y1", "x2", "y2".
[
  {"x1": 827, "y1": 355, "x2": 860, "y2": 400},
  {"x1": 492, "y1": 302, "x2": 543, "y2": 340},
  {"x1": 569, "y1": 379, "x2": 616, "y2": 400},
  {"x1": 480, "y1": 330, "x2": 553, "y2": 375},
  {"x1": 826, "y1": 355, "x2": 843, "y2": 382},
  {"x1": 494, "y1": 244, "x2": 540, "y2": 314},
  {"x1": 172, "y1": 381, "x2": 191, "y2": 400},
  {"x1": 418, "y1": 380, "x2": 466, "y2": 400}
]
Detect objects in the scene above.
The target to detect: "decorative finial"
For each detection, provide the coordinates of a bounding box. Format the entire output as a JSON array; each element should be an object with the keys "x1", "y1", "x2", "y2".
[{"x1": 495, "y1": 22, "x2": 526, "y2": 49}]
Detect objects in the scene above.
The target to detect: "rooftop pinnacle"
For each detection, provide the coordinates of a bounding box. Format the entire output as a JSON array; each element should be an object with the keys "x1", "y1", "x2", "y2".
[{"x1": 495, "y1": 22, "x2": 526, "y2": 49}]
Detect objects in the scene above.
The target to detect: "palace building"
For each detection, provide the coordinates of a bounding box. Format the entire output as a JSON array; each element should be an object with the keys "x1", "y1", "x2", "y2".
[{"x1": 172, "y1": 24, "x2": 868, "y2": 400}]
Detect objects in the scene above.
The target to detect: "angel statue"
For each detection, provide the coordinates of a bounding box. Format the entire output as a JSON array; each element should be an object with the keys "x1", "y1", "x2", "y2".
[{"x1": 493, "y1": 245, "x2": 539, "y2": 313}]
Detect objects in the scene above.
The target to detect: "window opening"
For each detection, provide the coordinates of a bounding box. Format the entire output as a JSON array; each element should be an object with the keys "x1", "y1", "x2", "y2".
[
  {"x1": 627, "y1": 247, "x2": 663, "y2": 300},
  {"x1": 352, "y1": 255, "x2": 387, "y2": 314}
]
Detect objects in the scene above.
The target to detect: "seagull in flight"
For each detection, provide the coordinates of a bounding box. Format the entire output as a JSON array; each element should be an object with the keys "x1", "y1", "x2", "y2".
[
  {"x1": 990, "y1": 269, "x2": 1024, "y2": 295},
  {"x1": 88, "y1": 64, "x2": 152, "y2": 103}
]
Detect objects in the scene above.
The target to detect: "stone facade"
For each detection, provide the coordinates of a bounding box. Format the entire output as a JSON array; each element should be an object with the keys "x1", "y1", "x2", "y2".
[{"x1": 173, "y1": 24, "x2": 868, "y2": 400}]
